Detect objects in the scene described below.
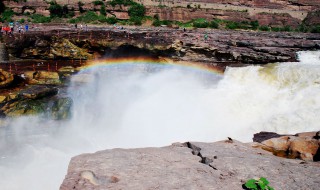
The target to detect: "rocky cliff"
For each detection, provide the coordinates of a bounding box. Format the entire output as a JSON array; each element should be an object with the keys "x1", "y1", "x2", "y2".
[
  {"x1": 2, "y1": 26, "x2": 320, "y2": 66},
  {"x1": 60, "y1": 136, "x2": 320, "y2": 190},
  {"x1": 2, "y1": 0, "x2": 320, "y2": 28}
]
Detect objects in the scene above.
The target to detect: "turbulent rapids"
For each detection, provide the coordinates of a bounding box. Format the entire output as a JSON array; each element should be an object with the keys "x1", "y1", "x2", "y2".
[{"x1": 0, "y1": 51, "x2": 320, "y2": 190}]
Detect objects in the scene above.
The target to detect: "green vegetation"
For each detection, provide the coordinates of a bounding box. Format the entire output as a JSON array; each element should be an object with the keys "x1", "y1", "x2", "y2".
[
  {"x1": 69, "y1": 11, "x2": 107, "y2": 23},
  {"x1": 78, "y1": 1, "x2": 85, "y2": 13},
  {"x1": 250, "y1": 21, "x2": 259, "y2": 30},
  {"x1": 48, "y1": 1, "x2": 74, "y2": 18},
  {"x1": 31, "y1": 14, "x2": 51, "y2": 23},
  {"x1": 129, "y1": 16, "x2": 142, "y2": 25},
  {"x1": 209, "y1": 20, "x2": 219, "y2": 29},
  {"x1": 49, "y1": 1, "x2": 63, "y2": 18},
  {"x1": 19, "y1": 18, "x2": 25, "y2": 23},
  {"x1": 100, "y1": 4, "x2": 106, "y2": 16},
  {"x1": 192, "y1": 18, "x2": 209, "y2": 28},
  {"x1": 0, "y1": 9, "x2": 14, "y2": 22},
  {"x1": 310, "y1": 25, "x2": 320, "y2": 33},
  {"x1": 259, "y1": 25, "x2": 270, "y2": 31},
  {"x1": 243, "y1": 177, "x2": 274, "y2": 190},
  {"x1": 109, "y1": 0, "x2": 135, "y2": 7},
  {"x1": 106, "y1": 16, "x2": 117, "y2": 24},
  {"x1": 128, "y1": 3, "x2": 145, "y2": 18},
  {"x1": 93, "y1": 0, "x2": 104, "y2": 6}
]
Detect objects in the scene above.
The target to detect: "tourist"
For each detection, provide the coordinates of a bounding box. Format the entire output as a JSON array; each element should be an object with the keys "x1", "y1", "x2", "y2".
[
  {"x1": 25, "y1": 24, "x2": 29, "y2": 32},
  {"x1": 204, "y1": 33, "x2": 208, "y2": 42},
  {"x1": 75, "y1": 23, "x2": 77, "y2": 29}
]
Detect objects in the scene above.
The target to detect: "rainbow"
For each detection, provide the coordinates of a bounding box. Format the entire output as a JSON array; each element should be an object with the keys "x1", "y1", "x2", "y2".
[{"x1": 79, "y1": 57, "x2": 224, "y2": 75}]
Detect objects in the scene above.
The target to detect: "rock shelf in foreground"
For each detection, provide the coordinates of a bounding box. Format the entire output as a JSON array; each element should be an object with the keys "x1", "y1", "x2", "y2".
[{"x1": 60, "y1": 140, "x2": 320, "y2": 190}]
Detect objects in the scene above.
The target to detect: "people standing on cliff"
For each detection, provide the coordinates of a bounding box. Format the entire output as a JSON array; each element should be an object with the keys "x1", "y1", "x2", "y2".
[
  {"x1": 75, "y1": 23, "x2": 77, "y2": 29},
  {"x1": 204, "y1": 33, "x2": 208, "y2": 42}
]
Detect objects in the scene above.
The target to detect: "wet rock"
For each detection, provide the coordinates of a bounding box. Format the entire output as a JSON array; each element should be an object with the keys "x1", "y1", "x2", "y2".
[
  {"x1": 253, "y1": 131, "x2": 286, "y2": 143},
  {"x1": 50, "y1": 97, "x2": 73, "y2": 120},
  {"x1": 24, "y1": 71, "x2": 61, "y2": 85},
  {"x1": 2, "y1": 99, "x2": 48, "y2": 117},
  {"x1": 0, "y1": 69, "x2": 14, "y2": 88},
  {"x1": 60, "y1": 141, "x2": 320, "y2": 190},
  {"x1": 51, "y1": 38, "x2": 93, "y2": 60},
  {"x1": 19, "y1": 85, "x2": 58, "y2": 99}
]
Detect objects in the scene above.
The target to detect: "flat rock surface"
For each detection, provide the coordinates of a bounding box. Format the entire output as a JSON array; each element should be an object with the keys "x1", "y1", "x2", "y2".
[{"x1": 60, "y1": 140, "x2": 320, "y2": 190}]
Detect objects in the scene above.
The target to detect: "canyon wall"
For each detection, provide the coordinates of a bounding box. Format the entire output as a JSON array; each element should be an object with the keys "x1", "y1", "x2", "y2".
[{"x1": 2, "y1": 0, "x2": 320, "y2": 27}]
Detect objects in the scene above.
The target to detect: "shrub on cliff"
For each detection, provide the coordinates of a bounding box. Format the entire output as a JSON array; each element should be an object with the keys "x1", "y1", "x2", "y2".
[
  {"x1": 0, "y1": 9, "x2": 14, "y2": 22},
  {"x1": 31, "y1": 14, "x2": 51, "y2": 23},
  {"x1": 209, "y1": 20, "x2": 219, "y2": 29},
  {"x1": 49, "y1": 1, "x2": 63, "y2": 18},
  {"x1": 193, "y1": 18, "x2": 209, "y2": 28},
  {"x1": 129, "y1": 16, "x2": 142, "y2": 25},
  {"x1": 109, "y1": 0, "x2": 135, "y2": 7},
  {"x1": 250, "y1": 21, "x2": 259, "y2": 30},
  {"x1": 259, "y1": 25, "x2": 270, "y2": 31},
  {"x1": 78, "y1": 1, "x2": 85, "y2": 13},
  {"x1": 106, "y1": 16, "x2": 117, "y2": 24},
  {"x1": 128, "y1": 4, "x2": 145, "y2": 18},
  {"x1": 93, "y1": 0, "x2": 104, "y2": 6},
  {"x1": 100, "y1": 4, "x2": 106, "y2": 16},
  {"x1": 226, "y1": 21, "x2": 239, "y2": 30},
  {"x1": 311, "y1": 25, "x2": 320, "y2": 33},
  {"x1": 152, "y1": 19, "x2": 161, "y2": 27}
]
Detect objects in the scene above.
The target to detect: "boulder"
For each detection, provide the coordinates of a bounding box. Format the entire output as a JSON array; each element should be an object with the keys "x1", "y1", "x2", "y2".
[
  {"x1": 51, "y1": 38, "x2": 93, "y2": 60},
  {"x1": 0, "y1": 69, "x2": 14, "y2": 88},
  {"x1": 24, "y1": 71, "x2": 61, "y2": 85},
  {"x1": 289, "y1": 137, "x2": 319, "y2": 161},
  {"x1": 60, "y1": 140, "x2": 320, "y2": 190},
  {"x1": 2, "y1": 99, "x2": 48, "y2": 117},
  {"x1": 255, "y1": 131, "x2": 320, "y2": 161},
  {"x1": 253, "y1": 131, "x2": 285, "y2": 143},
  {"x1": 19, "y1": 85, "x2": 59, "y2": 99}
]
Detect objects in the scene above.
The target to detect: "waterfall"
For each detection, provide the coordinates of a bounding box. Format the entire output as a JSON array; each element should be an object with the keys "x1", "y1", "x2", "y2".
[{"x1": 0, "y1": 51, "x2": 319, "y2": 190}]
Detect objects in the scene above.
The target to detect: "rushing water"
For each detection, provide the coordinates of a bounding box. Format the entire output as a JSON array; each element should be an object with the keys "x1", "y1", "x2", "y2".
[{"x1": 0, "y1": 51, "x2": 320, "y2": 190}]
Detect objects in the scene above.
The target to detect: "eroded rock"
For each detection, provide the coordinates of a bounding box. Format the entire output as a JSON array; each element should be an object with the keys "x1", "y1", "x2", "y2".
[
  {"x1": 254, "y1": 131, "x2": 320, "y2": 161},
  {"x1": 60, "y1": 140, "x2": 320, "y2": 190},
  {"x1": 24, "y1": 71, "x2": 61, "y2": 85}
]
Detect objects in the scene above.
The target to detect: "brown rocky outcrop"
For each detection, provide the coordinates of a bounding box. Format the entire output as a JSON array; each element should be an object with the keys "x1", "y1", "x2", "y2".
[
  {"x1": 3, "y1": 0, "x2": 319, "y2": 28},
  {"x1": 303, "y1": 10, "x2": 320, "y2": 26},
  {"x1": 253, "y1": 131, "x2": 320, "y2": 161},
  {"x1": 24, "y1": 71, "x2": 61, "y2": 85},
  {"x1": 60, "y1": 140, "x2": 320, "y2": 190},
  {"x1": 2, "y1": 27, "x2": 320, "y2": 65}
]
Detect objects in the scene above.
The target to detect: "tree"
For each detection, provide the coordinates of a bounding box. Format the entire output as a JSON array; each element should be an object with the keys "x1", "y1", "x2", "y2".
[
  {"x1": 100, "y1": 4, "x2": 106, "y2": 16},
  {"x1": 49, "y1": 1, "x2": 63, "y2": 18},
  {"x1": 128, "y1": 3, "x2": 145, "y2": 18}
]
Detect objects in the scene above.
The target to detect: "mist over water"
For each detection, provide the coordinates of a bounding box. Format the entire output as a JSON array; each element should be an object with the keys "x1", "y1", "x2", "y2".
[{"x1": 0, "y1": 51, "x2": 320, "y2": 190}]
